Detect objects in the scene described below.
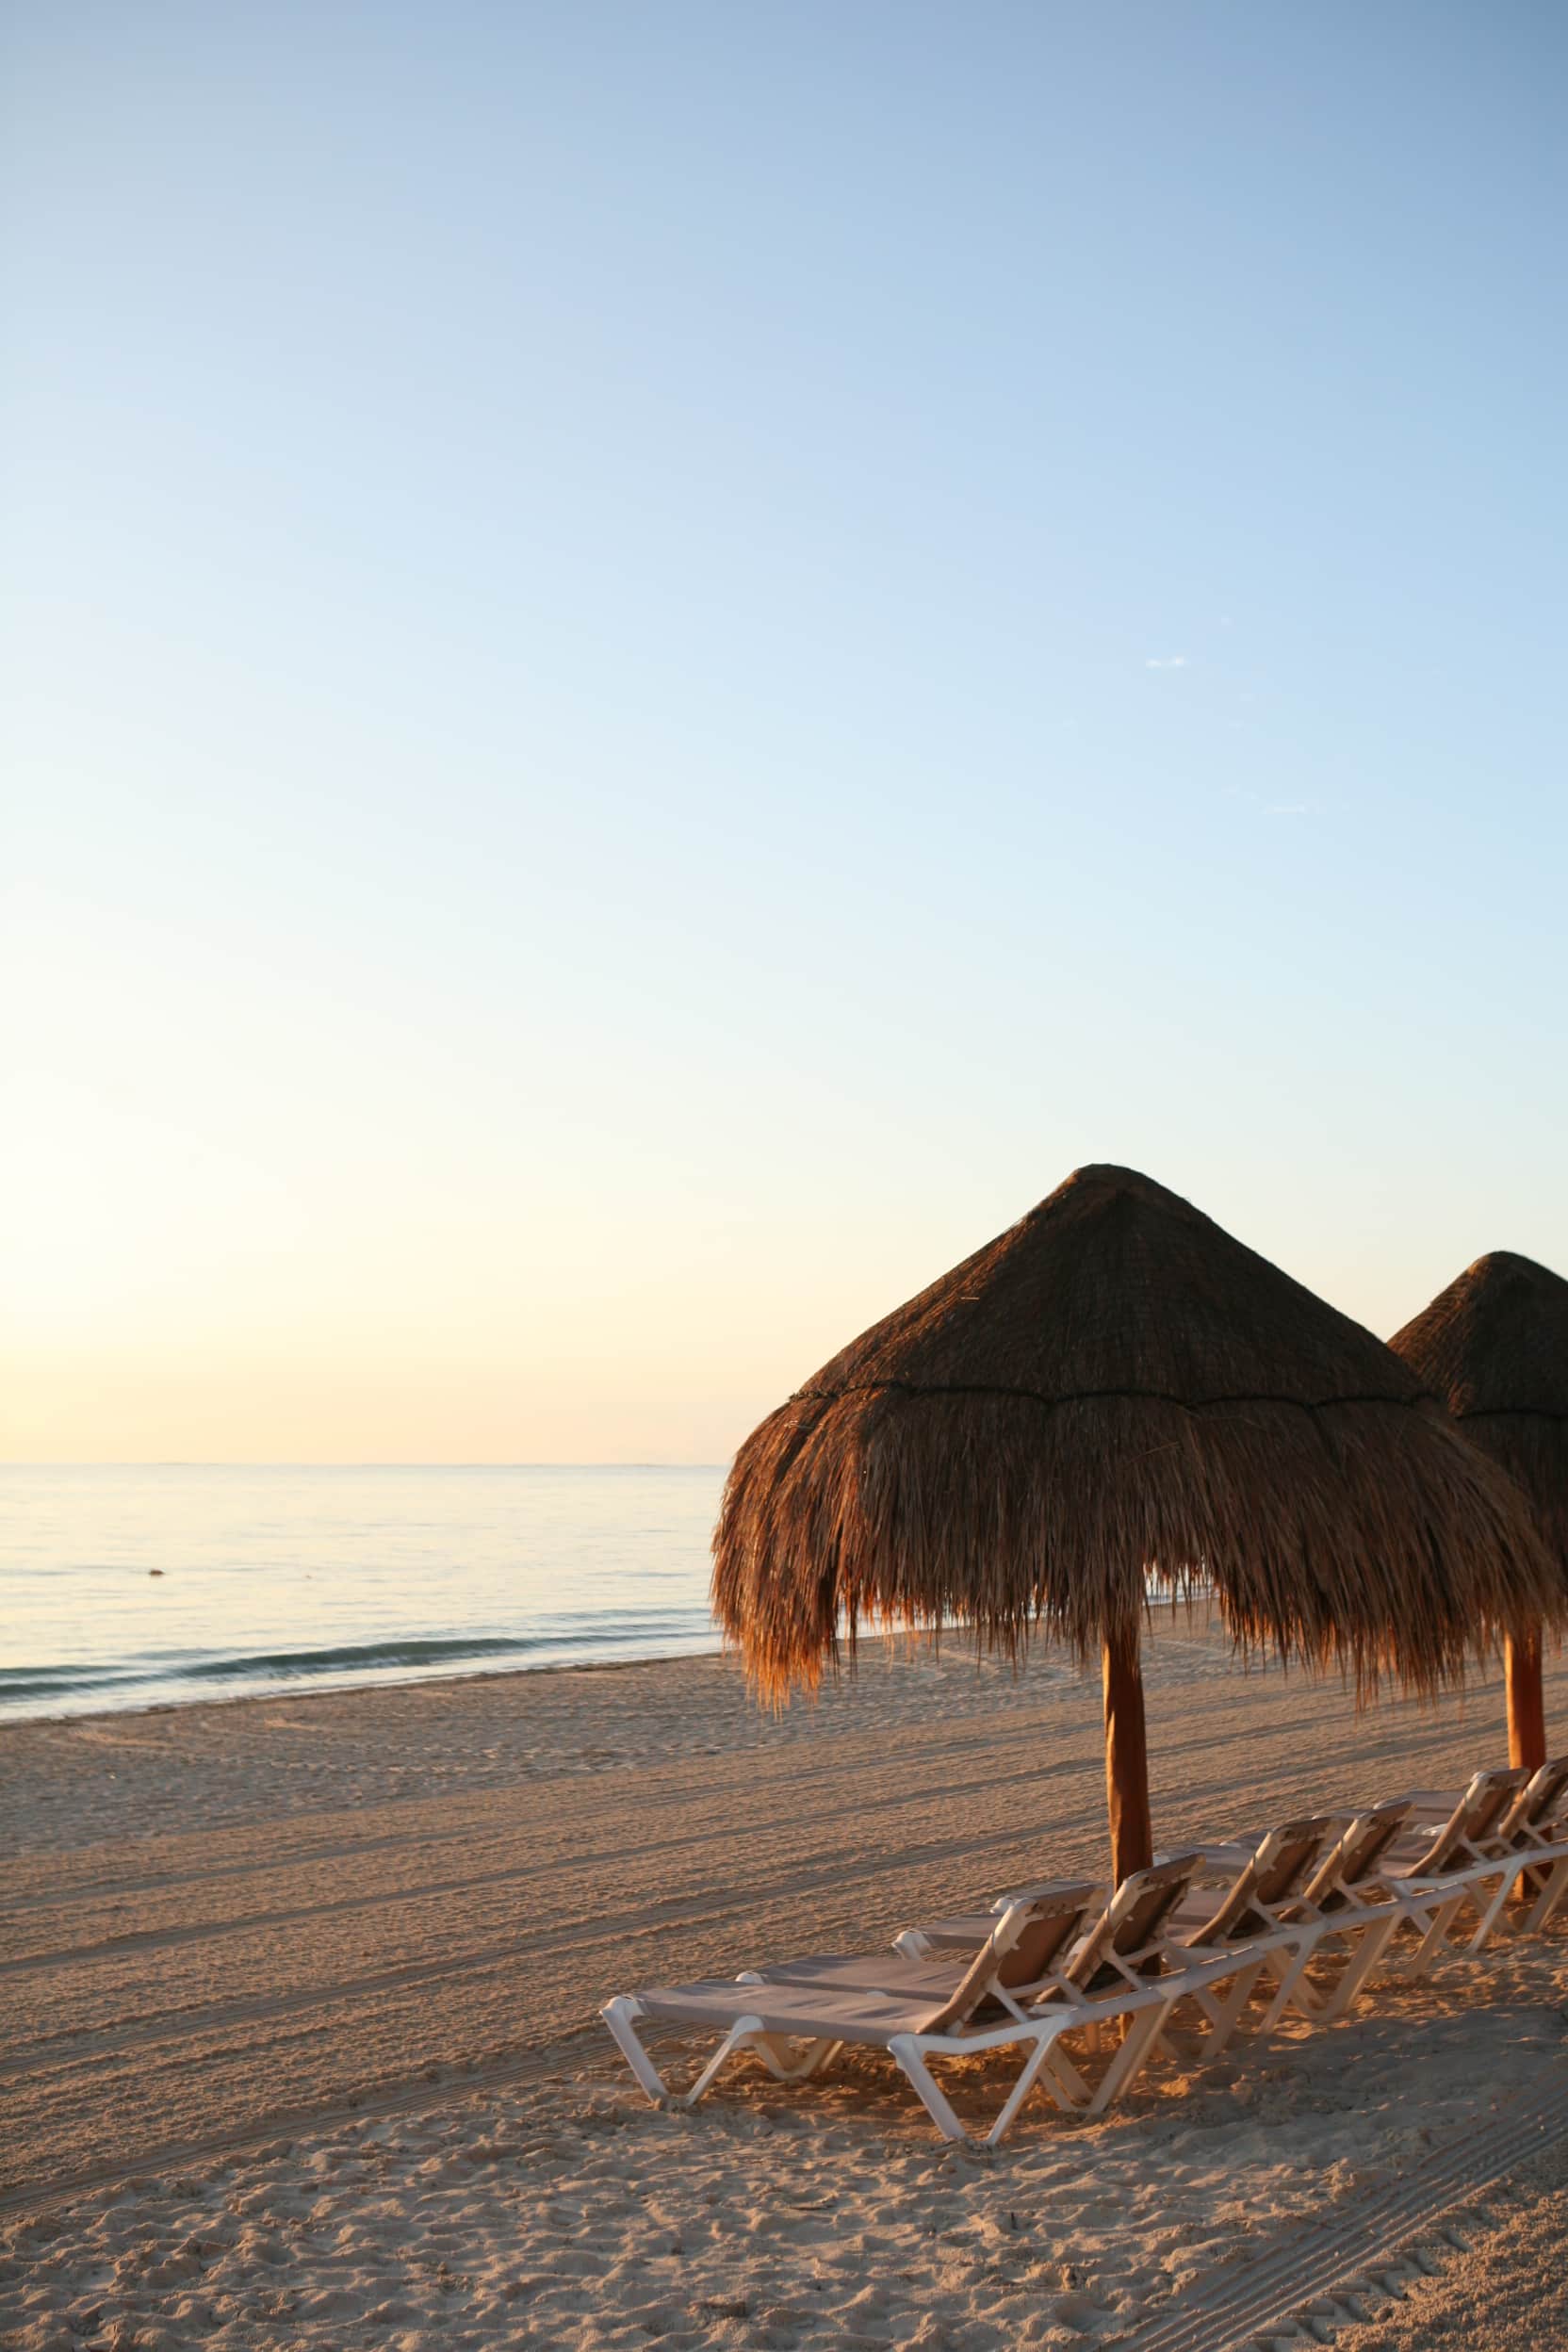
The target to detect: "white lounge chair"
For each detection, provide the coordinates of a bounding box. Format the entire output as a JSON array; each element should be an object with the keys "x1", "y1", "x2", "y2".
[
  {"x1": 601, "y1": 1857, "x2": 1266, "y2": 2145},
  {"x1": 1372, "y1": 1766, "x2": 1533, "y2": 1966},
  {"x1": 1397, "y1": 1757, "x2": 1568, "y2": 1952},
  {"x1": 1155, "y1": 1813, "x2": 1343, "y2": 2042},
  {"x1": 1247, "y1": 1799, "x2": 1415, "y2": 2024},
  {"x1": 1498, "y1": 1756, "x2": 1568, "y2": 1930}
]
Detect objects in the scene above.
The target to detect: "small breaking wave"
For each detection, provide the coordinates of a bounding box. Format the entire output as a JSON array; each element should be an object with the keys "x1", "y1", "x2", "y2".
[{"x1": 0, "y1": 1613, "x2": 719, "y2": 1721}]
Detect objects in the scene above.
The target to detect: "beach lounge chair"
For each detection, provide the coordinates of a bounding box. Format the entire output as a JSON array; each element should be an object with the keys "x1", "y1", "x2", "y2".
[
  {"x1": 602, "y1": 1857, "x2": 1266, "y2": 2144},
  {"x1": 1402, "y1": 1757, "x2": 1568, "y2": 1950},
  {"x1": 1244, "y1": 1799, "x2": 1414, "y2": 2025},
  {"x1": 1372, "y1": 1765, "x2": 1533, "y2": 1965},
  {"x1": 1155, "y1": 1813, "x2": 1341, "y2": 2043},
  {"x1": 1497, "y1": 1756, "x2": 1568, "y2": 1929}
]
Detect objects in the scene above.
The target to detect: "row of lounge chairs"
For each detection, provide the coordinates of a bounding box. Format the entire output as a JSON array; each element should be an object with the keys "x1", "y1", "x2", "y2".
[{"x1": 601, "y1": 1757, "x2": 1568, "y2": 2146}]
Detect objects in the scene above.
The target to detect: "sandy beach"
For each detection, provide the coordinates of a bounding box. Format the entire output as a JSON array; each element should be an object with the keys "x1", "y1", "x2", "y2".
[{"x1": 5, "y1": 1615, "x2": 1567, "y2": 2348}]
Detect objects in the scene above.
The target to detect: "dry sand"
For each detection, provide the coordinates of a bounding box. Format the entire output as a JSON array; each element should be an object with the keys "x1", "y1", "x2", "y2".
[{"x1": 3, "y1": 1615, "x2": 1566, "y2": 2348}]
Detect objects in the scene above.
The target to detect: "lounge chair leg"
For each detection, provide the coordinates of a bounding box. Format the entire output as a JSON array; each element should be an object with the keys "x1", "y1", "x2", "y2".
[
  {"x1": 1401, "y1": 1892, "x2": 1465, "y2": 1975},
  {"x1": 1305, "y1": 1914, "x2": 1401, "y2": 2025},
  {"x1": 888, "y1": 2036, "x2": 970, "y2": 2144},
  {"x1": 1180, "y1": 1961, "x2": 1266, "y2": 2058},
  {"x1": 1034, "y1": 2044, "x2": 1092, "y2": 2110},
  {"x1": 601, "y1": 1997, "x2": 672, "y2": 2107},
  {"x1": 752, "y1": 2034, "x2": 842, "y2": 2082},
  {"x1": 1525, "y1": 1861, "x2": 1568, "y2": 1935},
  {"x1": 1464, "y1": 1872, "x2": 1517, "y2": 1953},
  {"x1": 1087, "y1": 2001, "x2": 1169, "y2": 2114},
  {"x1": 603, "y1": 2002, "x2": 840, "y2": 2115},
  {"x1": 1397, "y1": 1911, "x2": 1441, "y2": 1973},
  {"x1": 984, "y1": 2033, "x2": 1070, "y2": 2144},
  {"x1": 1339, "y1": 1910, "x2": 1402, "y2": 2006},
  {"x1": 683, "y1": 2016, "x2": 765, "y2": 2106},
  {"x1": 1252, "y1": 1943, "x2": 1318, "y2": 2034}
]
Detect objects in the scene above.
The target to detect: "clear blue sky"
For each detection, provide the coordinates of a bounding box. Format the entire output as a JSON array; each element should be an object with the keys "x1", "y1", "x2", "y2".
[{"x1": 3, "y1": 4, "x2": 1564, "y2": 1460}]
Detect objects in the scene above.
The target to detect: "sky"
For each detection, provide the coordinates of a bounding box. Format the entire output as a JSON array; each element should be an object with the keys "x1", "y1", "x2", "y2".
[{"x1": 2, "y1": 3, "x2": 1564, "y2": 1463}]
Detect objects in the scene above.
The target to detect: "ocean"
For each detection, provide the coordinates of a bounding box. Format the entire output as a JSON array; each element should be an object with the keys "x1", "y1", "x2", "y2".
[{"x1": 0, "y1": 1464, "x2": 726, "y2": 1722}]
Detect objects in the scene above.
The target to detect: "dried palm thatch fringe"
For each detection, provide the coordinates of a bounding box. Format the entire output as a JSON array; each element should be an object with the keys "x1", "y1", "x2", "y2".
[
  {"x1": 713, "y1": 1167, "x2": 1560, "y2": 1706},
  {"x1": 1390, "y1": 1250, "x2": 1568, "y2": 1579}
]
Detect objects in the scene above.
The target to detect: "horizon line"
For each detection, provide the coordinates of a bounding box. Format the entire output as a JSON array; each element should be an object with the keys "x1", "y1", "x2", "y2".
[{"x1": 0, "y1": 1460, "x2": 732, "y2": 1471}]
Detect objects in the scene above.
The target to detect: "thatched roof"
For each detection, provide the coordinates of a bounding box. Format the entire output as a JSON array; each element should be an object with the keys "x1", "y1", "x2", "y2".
[
  {"x1": 1390, "y1": 1251, "x2": 1568, "y2": 1581},
  {"x1": 713, "y1": 1166, "x2": 1558, "y2": 1702}
]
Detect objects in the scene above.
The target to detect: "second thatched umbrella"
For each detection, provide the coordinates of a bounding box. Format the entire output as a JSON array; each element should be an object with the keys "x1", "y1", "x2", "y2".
[
  {"x1": 1390, "y1": 1251, "x2": 1568, "y2": 1772},
  {"x1": 715, "y1": 1166, "x2": 1557, "y2": 1886}
]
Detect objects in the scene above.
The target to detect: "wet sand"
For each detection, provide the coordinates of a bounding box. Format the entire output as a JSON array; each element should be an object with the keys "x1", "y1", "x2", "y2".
[{"x1": 4, "y1": 1618, "x2": 1566, "y2": 2346}]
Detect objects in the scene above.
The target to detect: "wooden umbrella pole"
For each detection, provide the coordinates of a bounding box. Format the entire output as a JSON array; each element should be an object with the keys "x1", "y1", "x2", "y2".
[
  {"x1": 1102, "y1": 1617, "x2": 1153, "y2": 1886},
  {"x1": 1506, "y1": 1621, "x2": 1546, "y2": 1773}
]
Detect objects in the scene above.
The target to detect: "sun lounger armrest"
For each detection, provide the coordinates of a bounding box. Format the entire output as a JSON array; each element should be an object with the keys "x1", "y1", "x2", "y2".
[{"x1": 1391, "y1": 1860, "x2": 1490, "y2": 1889}]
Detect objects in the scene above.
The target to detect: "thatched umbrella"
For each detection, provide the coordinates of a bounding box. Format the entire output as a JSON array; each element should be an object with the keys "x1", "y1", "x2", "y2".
[
  {"x1": 1390, "y1": 1252, "x2": 1568, "y2": 1772},
  {"x1": 714, "y1": 1166, "x2": 1558, "y2": 1886}
]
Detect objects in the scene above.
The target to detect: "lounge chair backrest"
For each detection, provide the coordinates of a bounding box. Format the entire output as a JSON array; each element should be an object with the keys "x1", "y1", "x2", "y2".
[
  {"x1": 1300, "y1": 1800, "x2": 1411, "y2": 1910},
  {"x1": 1199, "y1": 1816, "x2": 1335, "y2": 1941},
  {"x1": 1422, "y1": 1766, "x2": 1527, "y2": 1872},
  {"x1": 1463, "y1": 1765, "x2": 1530, "y2": 1843},
  {"x1": 1410, "y1": 1781, "x2": 1478, "y2": 1875},
  {"x1": 1252, "y1": 1814, "x2": 1337, "y2": 1908},
  {"x1": 1065, "y1": 1855, "x2": 1200, "y2": 1988},
  {"x1": 919, "y1": 1884, "x2": 1102, "y2": 2034},
  {"x1": 1515, "y1": 1756, "x2": 1568, "y2": 1836}
]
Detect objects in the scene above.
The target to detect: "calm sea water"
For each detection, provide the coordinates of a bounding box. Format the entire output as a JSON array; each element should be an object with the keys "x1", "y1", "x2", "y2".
[{"x1": 0, "y1": 1465, "x2": 727, "y2": 1722}]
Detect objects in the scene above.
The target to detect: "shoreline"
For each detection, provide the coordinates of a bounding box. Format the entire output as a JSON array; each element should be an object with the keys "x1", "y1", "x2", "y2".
[
  {"x1": 0, "y1": 1584, "x2": 1309, "y2": 1736},
  {"x1": 0, "y1": 1634, "x2": 730, "y2": 1733}
]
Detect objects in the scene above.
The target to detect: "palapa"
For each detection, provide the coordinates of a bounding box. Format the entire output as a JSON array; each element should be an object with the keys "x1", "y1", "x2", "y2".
[
  {"x1": 1390, "y1": 1250, "x2": 1568, "y2": 1772},
  {"x1": 714, "y1": 1166, "x2": 1558, "y2": 1885}
]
